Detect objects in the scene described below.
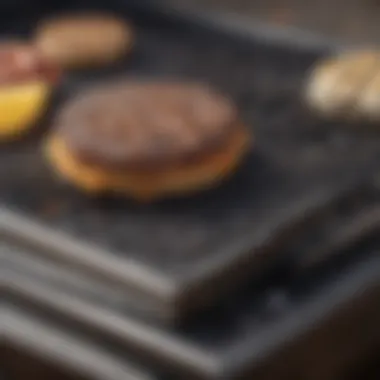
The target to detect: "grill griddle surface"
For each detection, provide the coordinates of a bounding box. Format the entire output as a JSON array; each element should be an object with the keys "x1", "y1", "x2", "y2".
[
  {"x1": 1, "y1": 2, "x2": 379, "y2": 319},
  {"x1": 4, "y1": 236, "x2": 379, "y2": 379}
]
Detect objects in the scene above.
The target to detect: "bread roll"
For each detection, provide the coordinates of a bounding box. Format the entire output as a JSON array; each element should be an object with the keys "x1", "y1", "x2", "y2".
[
  {"x1": 306, "y1": 50, "x2": 380, "y2": 126},
  {"x1": 35, "y1": 14, "x2": 133, "y2": 69},
  {"x1": 45, "y1": 80, "x2": 251, "y2": 201}
]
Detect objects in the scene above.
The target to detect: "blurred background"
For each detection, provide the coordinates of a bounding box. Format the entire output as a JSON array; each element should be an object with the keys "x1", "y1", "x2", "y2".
[
  {"x1": 2, "y1": 0, "x2": 379, "y2": 380},
  {"x1": 167, "y1": 0, "x2": 380, "y2": 46}
]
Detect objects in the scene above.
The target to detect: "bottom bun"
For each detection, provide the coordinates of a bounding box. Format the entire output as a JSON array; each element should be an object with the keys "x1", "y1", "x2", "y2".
[{"x1": 45, "y1": 127, "x2": 251, "y2": 201}]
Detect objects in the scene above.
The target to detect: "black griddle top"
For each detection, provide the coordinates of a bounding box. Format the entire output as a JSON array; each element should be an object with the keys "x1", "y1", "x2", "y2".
[
  {"x1": 1, "y1": 0, "x2": 379, "y2": 321},
  {"x1": 3, "y1": 236, "x2": 380, "y2": 379}
]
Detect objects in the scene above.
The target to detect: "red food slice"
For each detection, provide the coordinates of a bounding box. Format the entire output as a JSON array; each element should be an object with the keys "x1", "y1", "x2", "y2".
[{"x1": 0, "y1": 42, "x2": 61, "y2": 86}]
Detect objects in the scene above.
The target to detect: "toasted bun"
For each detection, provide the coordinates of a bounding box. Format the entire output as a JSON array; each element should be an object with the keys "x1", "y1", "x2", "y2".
[
  {"x1": 46, "y1": 80, "x2": 251, "y2": 200},
  {"x1": 54, "y1": 81, "x2": 244, "y2": 168},
  {"x1": 35, "y1": 14, "x2": 133, "y2": 69},
  {"x1": 306, "y1": 50, "x2": 380, "y2": 125},
  {"x1": 45, "y1": 127, "x2": 250, "y2": 201}
]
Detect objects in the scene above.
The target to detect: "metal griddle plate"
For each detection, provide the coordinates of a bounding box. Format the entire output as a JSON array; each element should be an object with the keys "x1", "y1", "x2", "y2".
[
  {"x1": 2, "y1": 183, "x2": 379, "y2": 324},
  {"x1": 1, "y1": 0, "x2": 380, "y2": 321},
  {"x1": 3, "y1": 236, "x2": 380, "y2": 380},
  {"x1": 2, "y1": 306, "x2": 156, "y2": 380}
]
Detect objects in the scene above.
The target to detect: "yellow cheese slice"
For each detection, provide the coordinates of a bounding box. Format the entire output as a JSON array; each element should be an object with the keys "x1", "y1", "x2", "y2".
[{"x1": 0, "y1": 81, "x2": 50, "y2": 140}]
